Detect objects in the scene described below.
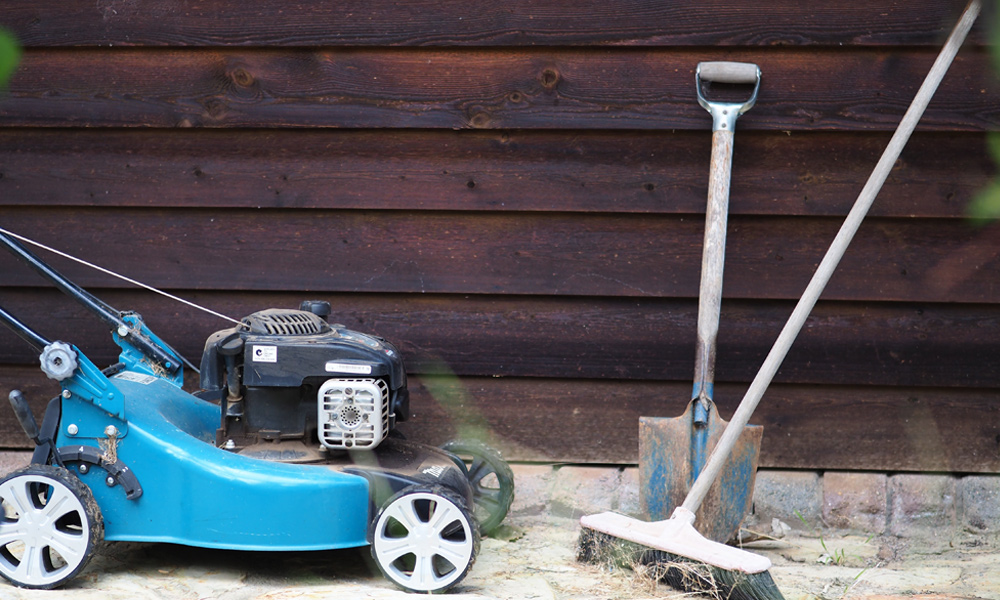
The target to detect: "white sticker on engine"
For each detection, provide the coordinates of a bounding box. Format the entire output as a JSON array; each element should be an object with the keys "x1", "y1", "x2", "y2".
[
  {"x1": 325, "y1": 362, "x2": 372, "y2": 375},
  {"x1": 113, "y1": 371, "x2": 158, "y2": 385},
  {"x1": 251, "y1": 345, "x2": 278, "y2": 363}
]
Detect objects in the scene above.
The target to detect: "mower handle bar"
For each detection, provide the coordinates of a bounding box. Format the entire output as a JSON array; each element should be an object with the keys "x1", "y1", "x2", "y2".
[{"x1": 0, "y1": 230, "x2": 181, "y2": 376}]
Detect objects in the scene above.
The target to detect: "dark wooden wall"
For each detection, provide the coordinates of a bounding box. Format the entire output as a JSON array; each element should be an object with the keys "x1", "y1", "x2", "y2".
[{"x1": 1, "y1": 1, "x2": 998, "y2": 473}]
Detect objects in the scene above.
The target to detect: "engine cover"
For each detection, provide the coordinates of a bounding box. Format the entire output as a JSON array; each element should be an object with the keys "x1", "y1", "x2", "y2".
[
  {"x1": 199, "y1": 306, "x2": 409, "y2": 452},
  {"x1": 317, "y1": 378, "x2": 389, "y2": 449}
]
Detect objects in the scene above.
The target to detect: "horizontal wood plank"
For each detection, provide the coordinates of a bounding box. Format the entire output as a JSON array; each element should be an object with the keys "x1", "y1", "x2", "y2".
[
  {"x1": 1, "y1": 0, "x2": 980, "y2": 48},
  {"x1": 0, "y1": 129, "x2": 989, "y2": 218},
  {"x1": 1, "y1": 290, "x2": 999, "y2": 389},
  {"x1": 1, "y1": 47, "x2": 995, "y2": 130},
  {"x1": 3, "y1": 209, "x2": 1000, "y2": 303},
  {"x1": 402, "y1": 377, "x2": 1000, "y2": 472},
  {"x1": 2, "y1": 365, "x2": 996, "y2": 472}
]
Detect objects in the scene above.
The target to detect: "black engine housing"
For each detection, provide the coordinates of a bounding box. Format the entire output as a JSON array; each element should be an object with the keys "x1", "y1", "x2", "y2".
[{"x1": 199, "y1": 304, "x2": 409, "y2": 450}]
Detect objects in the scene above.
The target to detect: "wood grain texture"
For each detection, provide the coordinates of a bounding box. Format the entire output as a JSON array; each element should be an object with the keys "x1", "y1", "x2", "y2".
[
  {"x1": 1, "y1": 290, "x2": 998, "y2": 389},
  {"x1": 2, "y1": 365, "x2": 996, "y2": 472},
  {"x1": 1, "y1": 0, "x2": 980, "y2": 48},
  {"x1": 409, "y1": 377, "x2": 1000, "y2": 472},
  {"x1": 1, "y1": 47, "x2": 995, "y2": 131},
  {"x1": 3, "y1": 208, "x2": 1000, "y2": 303},
  {"x1": 0, "y1": 129, "x2": 988, "y2": 218}
]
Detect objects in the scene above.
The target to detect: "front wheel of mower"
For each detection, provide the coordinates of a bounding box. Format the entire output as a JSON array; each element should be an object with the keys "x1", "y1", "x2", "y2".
[
  {"x1": 370, "y1": 484, "x2": 480, "y2": 593},
  {"x1": 0, "y1": 464, "x2": 103, "y2": 589}
]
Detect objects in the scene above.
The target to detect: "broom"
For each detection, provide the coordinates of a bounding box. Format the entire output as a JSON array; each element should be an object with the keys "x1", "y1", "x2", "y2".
[{"x1": 579, "y1": 2, "x2": 981, "y2": 598}]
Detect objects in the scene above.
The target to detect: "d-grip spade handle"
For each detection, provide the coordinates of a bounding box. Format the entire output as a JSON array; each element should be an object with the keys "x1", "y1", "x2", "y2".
[
  {"x1": 698, "y1": 61, "x2": 760, "y2": 85},
  {"x1": 696, "y1": 61, "x2": 761, "y2": 132}
]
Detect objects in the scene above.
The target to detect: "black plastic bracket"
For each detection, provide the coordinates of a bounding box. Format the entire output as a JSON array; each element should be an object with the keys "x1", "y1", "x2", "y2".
[{"x1": 56, "y1": 445, "x2": 143, "y2": 500}]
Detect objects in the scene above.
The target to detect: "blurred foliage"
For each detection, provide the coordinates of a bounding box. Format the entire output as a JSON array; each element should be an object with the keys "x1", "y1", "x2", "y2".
[
  {"x1": 967, "y1": 7, "x2": 1000, "y2": 222},
  {"x1": 966, "y1": 133, "x2": 1000, "y2": 222},
  {"x1": 419, "y1": 359, "x2": 496, "y2": 447},
  {"x1": 0, "y1": 29, "x2": 20, "y2": 88}
]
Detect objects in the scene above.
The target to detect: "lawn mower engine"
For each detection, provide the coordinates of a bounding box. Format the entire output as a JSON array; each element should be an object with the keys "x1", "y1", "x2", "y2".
[{"x1": 199, "y1": 300, "x2": 409, "y2": 453}]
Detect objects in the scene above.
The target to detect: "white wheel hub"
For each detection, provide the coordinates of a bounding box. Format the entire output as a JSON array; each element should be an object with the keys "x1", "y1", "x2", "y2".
[
  {"x1": 0, "y1": 470, "x2": 95, "y2": 588},
  {"x1": 372, "y1": 490, "x2": 476, "y2": 592}
]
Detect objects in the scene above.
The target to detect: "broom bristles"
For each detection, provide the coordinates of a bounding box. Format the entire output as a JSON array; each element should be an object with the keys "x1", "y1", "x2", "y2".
[{"x1": 578, "y1": 528, "x2": 785, "y2": 600}]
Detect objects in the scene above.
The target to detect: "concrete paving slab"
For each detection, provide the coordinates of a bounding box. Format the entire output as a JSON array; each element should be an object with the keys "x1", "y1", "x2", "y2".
[{"x1": 0, "y1": 513, "x2": 996, "y2": 600}]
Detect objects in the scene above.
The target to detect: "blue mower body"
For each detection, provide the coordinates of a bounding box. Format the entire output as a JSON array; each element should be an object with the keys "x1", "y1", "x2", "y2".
[{"x1": 57, "y1": 370, "x2": 374, "y2": 551}]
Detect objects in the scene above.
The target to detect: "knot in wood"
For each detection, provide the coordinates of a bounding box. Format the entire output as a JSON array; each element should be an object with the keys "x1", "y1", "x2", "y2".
[
  {"x1": 229, "y1": 68, "x2": 255, "y2": 87},
  {"x1": 469, "y1": 111, "x2": 492, "y2": 128},
  {"x1": 539, "y1": 68, "x2": 560, "y2": 89}
]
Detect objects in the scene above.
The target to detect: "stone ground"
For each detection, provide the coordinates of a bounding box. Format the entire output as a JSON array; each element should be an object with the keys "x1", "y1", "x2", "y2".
[{"x1": 1, "y1": 455, "x2": 998, "y2": 600}]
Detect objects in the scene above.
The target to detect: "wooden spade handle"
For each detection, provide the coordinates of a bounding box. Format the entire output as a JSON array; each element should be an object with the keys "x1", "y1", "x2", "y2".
[{"x1": 692, "y1": 128, "x2": 734, "y2": 405}]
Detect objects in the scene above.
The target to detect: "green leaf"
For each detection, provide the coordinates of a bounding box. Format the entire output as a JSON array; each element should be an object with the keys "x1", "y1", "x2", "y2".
[
  {"x1": 0, "y1": 30, "x2": 22, "y2": 88},
  {"x1": 966, "y1": 181, "x2": 1000, "y2": 224},
  {"x1": 988, "y1": 132, "x2": 1000, "y2": 165}
]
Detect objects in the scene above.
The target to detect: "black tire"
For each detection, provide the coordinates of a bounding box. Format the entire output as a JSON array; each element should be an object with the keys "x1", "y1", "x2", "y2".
[
  {"x1": 0, "y1": 464, "x2": 103, "y2": 589},
  {"x1": 441, "y1": 440, "x2": 514, "y2": 535},
  {"x1": 370, "y1": 484, "x2": 480, "y2": 593}
]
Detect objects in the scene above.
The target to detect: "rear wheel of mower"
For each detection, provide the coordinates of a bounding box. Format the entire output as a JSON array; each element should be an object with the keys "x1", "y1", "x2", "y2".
[
  {"x1": 0, "y1": 464, "x2": 103, "y2": 589},
  {"x1": 370, "y1": 484, "x2": 480, "y2": 593},
  {"x1": 441, "y1": 440, "x2": 514, "y2": 535}
]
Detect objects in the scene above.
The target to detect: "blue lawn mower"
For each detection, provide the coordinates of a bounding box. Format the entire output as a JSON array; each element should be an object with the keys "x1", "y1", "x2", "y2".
[{"x1": 0, "y1": 230, "x2": 514, "y2": 592}]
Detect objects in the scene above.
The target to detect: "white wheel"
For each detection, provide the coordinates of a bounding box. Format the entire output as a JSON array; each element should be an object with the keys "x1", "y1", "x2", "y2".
[
  {"x1": 371, "y1": 485, "x2": 479, "y2": 593},
  {"x1": 0, "y1": 465, "x2": 102, "y2": 589}
]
